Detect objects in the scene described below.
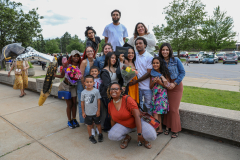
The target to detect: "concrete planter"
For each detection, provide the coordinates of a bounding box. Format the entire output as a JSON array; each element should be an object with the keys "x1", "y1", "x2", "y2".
[{"x1": 28, "y1": 68, "x2": 35, "y2": 77}]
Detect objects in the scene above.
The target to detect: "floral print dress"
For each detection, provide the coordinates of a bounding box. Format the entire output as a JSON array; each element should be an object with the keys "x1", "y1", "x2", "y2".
[
  {"x1": 150, "y1": 77, "x2": 169, "y2": 114},
  {"x1": 13, "y1": 61, "x2": 28, "y2": 90}
]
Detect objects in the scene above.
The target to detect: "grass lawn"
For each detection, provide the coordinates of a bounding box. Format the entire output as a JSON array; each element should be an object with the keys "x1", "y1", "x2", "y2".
[
  {"x1": 31, "y1": 75, "x2": 46, "y2": 79},
  {"x1": 218, "y1": 60, "x2": 240, "y2": 63},
  {"x1": 182, "y1": 86, "x2": 240, "y2": 111}
]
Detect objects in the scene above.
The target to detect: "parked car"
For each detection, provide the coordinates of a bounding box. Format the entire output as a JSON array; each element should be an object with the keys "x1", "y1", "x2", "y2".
[
  {"x1": 202, "y1": 54, "x2": 218, "y2": 64},
  {"x1": 217, "y1": 52, "x2": 226, "y2": 60},
  {"x1": 180, "y1": 51, "x2": 188, "y2": 57},
  {"x1": 223, "y1": 53, "x2": 238, "y2": 64},
  {"x1": 189, "y1": 54, "x2": 202, "y2": 63},
  {"x1": 235, "y1": 51, "x2": 240, "y2": 60},
  {"x1": 173, "y1": 52, "x2": 178, "y2": 57},
  {"x1": 30, "y1": 60, "x2": 38, "y2": 64}
]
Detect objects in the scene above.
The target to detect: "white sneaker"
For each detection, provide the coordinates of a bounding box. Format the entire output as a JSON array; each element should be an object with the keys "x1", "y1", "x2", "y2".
[
  {"x1": 96, "y1": 128, "x2": 99, "y2": 135},
  {"x1": 91, "y1": 128, "x2": 95, "y2": 136}
]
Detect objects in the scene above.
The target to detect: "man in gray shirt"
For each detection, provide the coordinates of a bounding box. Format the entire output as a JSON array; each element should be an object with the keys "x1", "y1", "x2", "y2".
[{"x1": 81, "y1": 75, "x2": 103, "y2": 144}]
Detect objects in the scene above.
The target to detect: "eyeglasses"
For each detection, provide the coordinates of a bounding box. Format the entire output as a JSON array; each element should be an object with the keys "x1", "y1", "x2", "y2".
[
  {"x1": 110, "y1": 88, "x2": 120, "y2": 91},
  {"x1": 86, "y1": 50, "x2": 93, "y2": 53}
]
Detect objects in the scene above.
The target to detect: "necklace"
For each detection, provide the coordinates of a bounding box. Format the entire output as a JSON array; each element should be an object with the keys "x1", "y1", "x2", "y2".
[{"x1": 113, "y1": 98, "x2": 121, "y2": 103}]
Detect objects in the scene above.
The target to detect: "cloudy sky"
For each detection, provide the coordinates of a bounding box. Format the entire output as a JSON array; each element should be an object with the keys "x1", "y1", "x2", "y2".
[{"x1": 19, "y1": 0, "x2": 240, "y2": 42}]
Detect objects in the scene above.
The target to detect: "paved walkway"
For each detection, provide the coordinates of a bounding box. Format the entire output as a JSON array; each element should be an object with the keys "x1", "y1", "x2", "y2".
[{"x1": 0, "y1": 84, "x2": 239, "y2": 160}]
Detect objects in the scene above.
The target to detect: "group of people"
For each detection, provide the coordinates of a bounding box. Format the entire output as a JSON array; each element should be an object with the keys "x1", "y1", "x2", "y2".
[{"x1": 8, "y1": 9, "x2": 186, "y2": 149}]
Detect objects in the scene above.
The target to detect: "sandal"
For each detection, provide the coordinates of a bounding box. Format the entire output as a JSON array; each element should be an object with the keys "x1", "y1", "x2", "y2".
[
  {"x1": 164, "y1": 128, "x2": 170, "y2": 135},
  {"x1": 143, "y1": 141, "x2": 152, "y2": 149},
  {"x1": 157, "y1": 132, "x2": 163, "y2": 136},
  {"x1": 171, "y1": 132, "x2": 178, "y2": 138},
  {"x1": 120, "y1": 136, "x2": 131, "y2": 149},
  {"x1": 19, "y1": 94, "x2": 24, "y2": 98}
]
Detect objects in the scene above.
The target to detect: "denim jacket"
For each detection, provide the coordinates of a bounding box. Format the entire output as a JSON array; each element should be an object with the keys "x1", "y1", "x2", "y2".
[
  {"x1": 93, "y1": 55, "x2": 105, "y2": 72},
  {"x1": 151, "y1": 57, "x2": 185, "y2": 85}
]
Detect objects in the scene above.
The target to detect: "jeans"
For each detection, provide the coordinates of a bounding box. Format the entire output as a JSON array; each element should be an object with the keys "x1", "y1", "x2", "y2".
[
  {"x1": 77, "y1": 81, "x2": 84, "y2": 123},
  {"x1": 101, "y1": 97, "x2": 111, "y2": 131},
  {"x1": 139, "y1": 88, "x2": 152, "y2": 115}
]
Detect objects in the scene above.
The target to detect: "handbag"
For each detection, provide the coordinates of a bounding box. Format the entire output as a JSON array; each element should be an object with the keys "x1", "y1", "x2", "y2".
[
  {"x1": 58, "y1": 91, "x2": 71, "y2": 100},
  {"x1": 125, "y1": 96, "x2": 160, "y2": 129}
]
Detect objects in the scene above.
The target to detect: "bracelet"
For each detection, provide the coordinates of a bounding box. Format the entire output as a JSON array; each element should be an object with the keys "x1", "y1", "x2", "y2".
[{"x1": 174, "y1": 82, "x2": 178, "y2": 86}]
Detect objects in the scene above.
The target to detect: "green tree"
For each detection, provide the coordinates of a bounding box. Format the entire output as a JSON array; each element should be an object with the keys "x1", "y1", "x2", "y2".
[
  {"x1": 32, "y1": 34, "x2": 45, "y2": 53},
  {"x1": 66, "y1": 35, "x2": 84, "y2": 53},
  {"x1": 153, "y1": 0, "x2": 206, "y2": 56},
  {"x1": 199, "y1": 6, "x2": 236, "y2": 53},
  {"x1": 0, "y1": 0, "x2": 43, "y2": 52},
  {"x1": 60, "y1": 32, "x2": 71, "y2": 53},
  {"x1": 98, "y1": 39, "x2": 105, "y2": 53},
  {"x1": 45, "y1": 39, "x2": 60, "y2": 54}
]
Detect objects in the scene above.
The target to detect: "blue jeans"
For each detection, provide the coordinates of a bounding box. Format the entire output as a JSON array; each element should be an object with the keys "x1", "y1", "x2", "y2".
[
  {"x1": 77, "y1": 81, "x2": 84, "y2": 123},
  {"x1": 139, "y1": 88, "x2": 152, "y2": 115}
]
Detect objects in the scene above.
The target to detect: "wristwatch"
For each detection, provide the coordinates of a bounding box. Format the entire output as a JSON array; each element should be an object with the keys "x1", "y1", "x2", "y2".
[{"x1": 137, "y1": 133, "x2": 142, "y2": 136}]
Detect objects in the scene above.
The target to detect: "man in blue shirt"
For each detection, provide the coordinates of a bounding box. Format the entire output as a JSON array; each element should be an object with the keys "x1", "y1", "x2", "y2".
[{"x1": 102, "y1": 9, "x2": 128, "y2": 51}]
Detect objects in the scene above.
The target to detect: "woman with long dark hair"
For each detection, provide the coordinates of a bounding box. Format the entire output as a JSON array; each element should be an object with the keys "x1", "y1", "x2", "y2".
[
  {"x1": 151, "y1": 43, "x2": 185, "y2": 138},
  {"x1": 77, "y1": 46, "x2": 95, "y2": 123},
  {"x1": 119, "y1": 47, "x2": 139, "y2": 103},
  {"x1": 99, "y1": 52, "x2": 121, "y2": 131},
  {"x1": 127, "y1": 22, "x2": 156, "y2": 54}
]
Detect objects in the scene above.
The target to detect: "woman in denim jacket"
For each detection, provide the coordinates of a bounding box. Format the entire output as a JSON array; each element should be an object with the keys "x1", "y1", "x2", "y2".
[
  {"x1": 93, "y1": 43, "x2": 113, "y2": 72},
  {"x1": 151, "y1": 43, "x2": 185, "y2": 138}
]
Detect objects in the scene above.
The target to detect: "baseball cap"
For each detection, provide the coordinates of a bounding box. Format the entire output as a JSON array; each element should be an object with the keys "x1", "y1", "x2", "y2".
[{"x1": 71, "y1": 50, "x2": 81, "y2": 56}]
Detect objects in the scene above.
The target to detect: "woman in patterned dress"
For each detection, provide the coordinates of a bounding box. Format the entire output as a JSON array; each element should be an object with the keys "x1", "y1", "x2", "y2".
[
  {"x1": 8, "y1": 60, "x2": 29, "y2": 97},
  {"x1": 150, "y1": 57, "x2": 170, "y2": 135}
]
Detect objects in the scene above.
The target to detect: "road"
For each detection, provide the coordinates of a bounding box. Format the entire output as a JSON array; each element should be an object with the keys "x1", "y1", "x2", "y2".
[{"x1": 184, "y1": 62, "x2": 240, "y2": 82}]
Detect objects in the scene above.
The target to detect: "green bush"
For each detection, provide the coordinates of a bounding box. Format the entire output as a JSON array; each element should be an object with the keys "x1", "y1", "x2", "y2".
[{"x1": 28, "y1": 61, "x2": 34, "y2": 68}]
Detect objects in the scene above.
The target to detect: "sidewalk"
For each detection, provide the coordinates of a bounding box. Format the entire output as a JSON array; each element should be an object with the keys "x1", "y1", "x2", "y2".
[
  {"x1": 0, "y1": 84, "x2": 239, "y2": 160},
  {"x1": 182, "y1": 77, "x2": 240, "y2": 92}
]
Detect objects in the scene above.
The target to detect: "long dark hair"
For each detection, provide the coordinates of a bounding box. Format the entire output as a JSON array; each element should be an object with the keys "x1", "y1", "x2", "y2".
[
  {"x1": 134, "y1": 22, "x2": 149, "y2": 39},
  {"x1": 103, "y1": 52, "x2": 117, "y2": 73},
  {"x1": 124, "y1": 47, "x2": 136, "y2": 64},
  {"x1": 152, "y1": 57, "x2": 170, "y2": 78},
  {"x1": 102, "y1": 43, "x2": 113, "y2": 52},
  {"x1": 159, "y1": 43, "x2": 174, "y2": 61}
]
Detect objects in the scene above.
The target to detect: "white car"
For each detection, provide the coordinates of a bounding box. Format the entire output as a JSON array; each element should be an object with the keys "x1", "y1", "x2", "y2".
[{"x1": 188, "y1": 53, "x2": 202, "y2": 63}]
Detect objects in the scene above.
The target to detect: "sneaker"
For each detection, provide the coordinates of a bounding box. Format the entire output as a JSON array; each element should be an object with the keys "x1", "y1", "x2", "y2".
[
  {"x1": 72, "y1": 119, "x2": 80, "y2": 128},
  {"x1": 68, "y1": 120, "x2": 75, "y2": 129},
  {"x1": 98, "y1": 133, "x2": 103, "y2": 142},
  {"x1": 91, "y1": 128, "x2": 95, "y2": 136},
  {"x1": 89, "y1": 135, "x2": 97, "y2": 144},
  {"x1": 96, "y1": 128, "x2": 99, "y2": 135}
]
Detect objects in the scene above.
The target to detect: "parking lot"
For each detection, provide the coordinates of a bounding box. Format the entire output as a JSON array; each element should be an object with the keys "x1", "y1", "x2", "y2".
[{"x1": 184, "y1": 62, "x2": 240, "y2": 82}]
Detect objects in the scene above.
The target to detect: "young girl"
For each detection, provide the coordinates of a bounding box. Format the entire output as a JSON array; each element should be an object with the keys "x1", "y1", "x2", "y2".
[
  {"x1": 54, "y1": 50, "x2": 82, "y2": 129},
  {"x1": 150, "y1": 57, "x2": 170, "y2": 135}
]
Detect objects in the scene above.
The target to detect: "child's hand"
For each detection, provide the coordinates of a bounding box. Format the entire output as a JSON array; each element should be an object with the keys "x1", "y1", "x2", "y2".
[
  {"x1": 82, "y1": 112, "x2": 86, "y2": 118},
  {"x1": 96, "y1": 111, "x2": 100, "y2": 117}
]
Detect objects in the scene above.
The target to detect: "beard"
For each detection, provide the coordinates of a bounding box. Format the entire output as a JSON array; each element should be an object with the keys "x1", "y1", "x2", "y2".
[{"x1": 112, "y1": 18, "x2": 120, "y2": 23}]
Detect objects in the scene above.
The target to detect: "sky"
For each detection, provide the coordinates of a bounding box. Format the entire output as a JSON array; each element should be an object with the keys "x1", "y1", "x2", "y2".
[{"x1": 18, "y1": 0, "x2": 240, "y2": 42}]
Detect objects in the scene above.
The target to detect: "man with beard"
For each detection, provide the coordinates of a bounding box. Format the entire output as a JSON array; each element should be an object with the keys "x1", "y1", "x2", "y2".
[
  {"x1": 129, "y1": 37, "x2": 153, "y2": 115},
  {"x1": 102, "y1": 9, "x2": 128, "y2": 51},
  {"x1": 85, "y1": 26, "x2": 101, "y2": 55}
]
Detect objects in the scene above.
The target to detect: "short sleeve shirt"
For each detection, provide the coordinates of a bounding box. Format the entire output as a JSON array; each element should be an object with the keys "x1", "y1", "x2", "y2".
[
  {"x1": 135, "y1": 50, "x2": 153, "y2": 89},
  {"x1": 86, "y1": 36, "x2": 101, "y2": 52},
  {"x1": 102, "y1": 23, "x2": 128, "y2": 51},
  {"x1": 94, "y1": 78, "x2": 102, "y2": 89},
  {"x1": 81, "y1": 88, "x2": 101, "y2": 116},
  {"x1": 108, "y1": 95, "x2": 139, "y2": 128}
]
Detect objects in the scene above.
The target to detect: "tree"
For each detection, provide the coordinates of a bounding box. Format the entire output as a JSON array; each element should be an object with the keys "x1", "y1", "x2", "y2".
[
  {"x1": 60, "y1": 32, "x2": 71, "y2": 53},
  {"x1": 66, "y1": 35, "x2": 84, "y2": 53},
  {"x1": 32, "y1": 34, "x2": 45, "y2": 53},
  {"x1": 199, "y1": 6, "x2": 236, "y2": 53},
  {"x1": 45, "y1": 39, "x2": 60, "y2": 54},
  {"x1": 153, "y1": 0, "x2": 206, "y2": 56},
  {"x1": 0, "y1": 0, "x2": 43, "y2": 53},
  {"x1": 98, "y1": 39, "x2": 105, "y2": 53}
]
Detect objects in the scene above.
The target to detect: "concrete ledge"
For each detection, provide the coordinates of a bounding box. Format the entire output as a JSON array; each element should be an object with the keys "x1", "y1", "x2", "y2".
[
  {"x1": 51, "y1": 82, "x2": 60, "y2": 97},
  {"x1": 36, "y1": 78, "x2": 60, "y2": 92},
  {"x1": 0, "y1": 71, "x2": 15, "y2": 85},
  {"x1": 180, "y1": 102, "x2": 240, "y2": 143},
  {"x1": 27, "y1": 78, "x2": 37, "y2": 91}
]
